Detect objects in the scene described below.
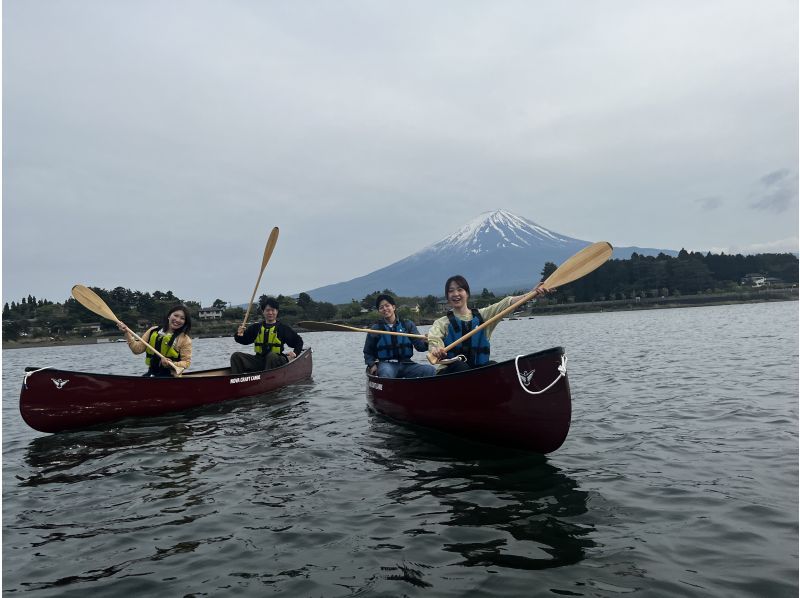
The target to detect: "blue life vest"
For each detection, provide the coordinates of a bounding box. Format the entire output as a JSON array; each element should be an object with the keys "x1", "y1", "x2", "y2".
[
  {"x1": 374, "y1": 320, "x2": 414, "y2": 361},
  {"x1": 444, "y1": 309, "x2": 490, "y2": 367}
]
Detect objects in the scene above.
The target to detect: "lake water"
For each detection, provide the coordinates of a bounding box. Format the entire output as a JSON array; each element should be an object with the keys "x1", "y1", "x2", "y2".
[{"x1": 3, "y1": 302, "x2": 798, "y2": 597}]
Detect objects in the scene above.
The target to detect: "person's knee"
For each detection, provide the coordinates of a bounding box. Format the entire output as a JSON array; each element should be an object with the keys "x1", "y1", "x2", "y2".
[
  {"x1": 377, "y1": 362, "x2": 398, "y2": 378},
  {"x1": 265, "y1": 353, "x2": 287, "y2": 369},
  {"x1": 401, "y1": 363, "x2": 435, "y2": 378},
  {"x1": 419, "y1": 364, "x2": 436, "y2": 377}
]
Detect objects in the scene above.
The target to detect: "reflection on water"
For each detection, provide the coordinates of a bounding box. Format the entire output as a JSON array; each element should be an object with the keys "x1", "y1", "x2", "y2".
[
  {"x1": 364, "y1": 415, "x2": 594, "y2": 575},
  {"x1": 22, "y1": 394, "x2": 312, "y2": 484},
  {"x1": 21, "y1": 421, "x2": 200, "y2": 486},
  {"x1": 9, "y1": 395, "x2": 316, "y2": 593}
]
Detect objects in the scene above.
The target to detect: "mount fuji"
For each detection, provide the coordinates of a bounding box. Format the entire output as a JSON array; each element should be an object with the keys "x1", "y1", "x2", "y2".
[{"x1": 304, "y1": 210, "x2": 677, "y2": 303}]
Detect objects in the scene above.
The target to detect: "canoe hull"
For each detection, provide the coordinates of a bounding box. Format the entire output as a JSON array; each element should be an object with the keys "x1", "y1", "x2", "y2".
[
  {"x1": 366, "y1": 347, "x2": 571, "y2": 453},
  {"x1": 19, "y1": 349, "x2": 313, "y2": 433}
]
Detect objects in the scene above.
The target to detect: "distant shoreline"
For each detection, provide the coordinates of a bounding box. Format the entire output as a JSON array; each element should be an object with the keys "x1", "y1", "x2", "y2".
[
  {"x1": 523, "y1": 289, "x2": 797, "y2": 318},
  {"x1": 4, "y1": 293, "x2": 796, "y2": 351}
]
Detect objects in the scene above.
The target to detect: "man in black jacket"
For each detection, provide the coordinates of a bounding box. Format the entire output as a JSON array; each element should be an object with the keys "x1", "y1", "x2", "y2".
[{"x1": 230, "y1": 297, "x2": 304, "y2": 375}]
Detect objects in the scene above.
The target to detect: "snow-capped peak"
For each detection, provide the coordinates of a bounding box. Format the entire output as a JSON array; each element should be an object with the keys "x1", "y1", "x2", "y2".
[{"x1": 427, "y1": 209, "x2": 572, "y2": 255}]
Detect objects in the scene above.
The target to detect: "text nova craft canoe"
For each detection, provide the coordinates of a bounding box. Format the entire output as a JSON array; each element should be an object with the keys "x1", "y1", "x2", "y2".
[
  {"x1": 366, "y1": 347, "x2": 571, "y2": 453},
  {"x1": 19, "y1": 349, "x2": 313, "y2": 433}
]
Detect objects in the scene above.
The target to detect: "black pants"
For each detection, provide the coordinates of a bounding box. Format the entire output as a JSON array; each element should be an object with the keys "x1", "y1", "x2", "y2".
[
  {"x1": 230, "y1": 352, "x2": 288, "y2": 375},
  {"x1": 143, "y1": 366, "x2": 174, "y2": 377}
]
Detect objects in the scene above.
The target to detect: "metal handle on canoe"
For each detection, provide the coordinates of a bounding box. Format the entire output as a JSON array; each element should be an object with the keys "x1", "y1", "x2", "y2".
[{"x1": 514, "y1": 354, "x2": 567, "y2": 395}]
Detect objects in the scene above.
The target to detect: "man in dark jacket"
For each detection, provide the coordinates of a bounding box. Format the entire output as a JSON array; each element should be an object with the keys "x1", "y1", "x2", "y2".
[{"x1": 230, "y1": 297, "x2": 304, "y2": 375}]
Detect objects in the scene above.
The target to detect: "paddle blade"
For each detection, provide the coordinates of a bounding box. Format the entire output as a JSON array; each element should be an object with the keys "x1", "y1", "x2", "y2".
[
  {"x1": 243, "y1": 226, "x2": 281, "y2": 327},
  {"x1": 261, "y1": 227, "x2": 280, "y2": 271},
  {"x1": 71, "y1": 284, "x2": 119, "y2": 322},
  {"x1": 542, "y1": 242, "x2": 613, "y2": 290}
]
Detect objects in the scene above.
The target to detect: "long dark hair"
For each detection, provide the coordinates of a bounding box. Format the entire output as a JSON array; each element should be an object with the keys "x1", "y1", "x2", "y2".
[
  {"x1": 444, "y1": 275, "x2": 471, "y2": 298},
  {"x1": 160, "y1": 304, "x2": 192, "y2": 336}
]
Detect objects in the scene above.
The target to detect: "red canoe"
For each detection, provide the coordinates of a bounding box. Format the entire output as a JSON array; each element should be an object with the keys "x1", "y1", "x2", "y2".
[
  {"x1": 19, "y1": 349, "x2": 313, "y2": 433},
  {"x1": 366, "y1": 347, "x2": 571, "y2": 453}
]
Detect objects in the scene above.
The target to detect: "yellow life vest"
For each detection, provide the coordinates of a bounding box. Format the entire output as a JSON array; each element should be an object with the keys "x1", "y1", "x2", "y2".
[
  {"x1": 254, "y1": 323, "x2": 282, "y2": 355},
  {"x1": 144, "y1": 329, "x2": 181, "y2": 367}
]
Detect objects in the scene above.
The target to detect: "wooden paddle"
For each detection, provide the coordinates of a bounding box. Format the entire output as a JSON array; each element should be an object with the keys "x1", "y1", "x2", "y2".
[
  {"x1": 241, "y1": 226, "x2": 280, "y2": 328},
  {"x1": 428, "y1": 241, "x2": 614, "y2": 364},
  {"x1": 71, "y1": 284, "x2": 184, "y2": 375},
  {"x1": 298, "y1": 320, "x2": 427, "y2": 339}
]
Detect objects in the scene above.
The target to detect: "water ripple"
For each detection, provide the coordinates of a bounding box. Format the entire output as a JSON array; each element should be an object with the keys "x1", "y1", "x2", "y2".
[{"x1": 3, "y1": 302, "x2": 797, "y2": 597}]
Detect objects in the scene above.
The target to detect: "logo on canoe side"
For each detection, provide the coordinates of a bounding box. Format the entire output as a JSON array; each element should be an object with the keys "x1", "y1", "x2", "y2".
[
  {"x1": 230, "y1": 374, "x2": 262, "y2": 384},
  {"x1": 368, "y1": 381, "x2": 383, "y2": 391},
  {"x1": 51, "y1": 378, "x2": 69, "y2": 389},
  {"x1": 519, "y1": 370, "x2": 535, "y2": 386}
]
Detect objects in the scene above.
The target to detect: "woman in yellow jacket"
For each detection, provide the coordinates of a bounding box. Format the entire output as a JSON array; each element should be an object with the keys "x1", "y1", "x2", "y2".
[{"x1": 117, "y1": 304, "x2": 193, "y2": 377}]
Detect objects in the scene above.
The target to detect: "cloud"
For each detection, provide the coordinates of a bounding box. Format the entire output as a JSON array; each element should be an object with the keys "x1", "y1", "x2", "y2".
[
  {"x1": 3, "y1": 1, "x2": 798, "y2": 304},
  {"x1": 748, "y1": 169, "x2": 798, "y2": 213},
  {"x1": 696, "y1": 196, "x2": 723, "y2": 211}
]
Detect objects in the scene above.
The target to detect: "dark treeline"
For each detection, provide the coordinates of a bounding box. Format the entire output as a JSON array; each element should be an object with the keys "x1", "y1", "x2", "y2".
[
  {"x1": 556, "y1": 250, "x2": 797, "y2": 302},
  {"x1": 335, "y1": 251, "x2": 798, "y2": 308},
  {"x1": 2, "y1": 287, "x2": 339, "y2": 339},
  {"x1": 3, "y1": 251, "x2": 797, "y2": 339},
  {"x1": 3, "y1": 288, "x2": 198, "y2": 338}
]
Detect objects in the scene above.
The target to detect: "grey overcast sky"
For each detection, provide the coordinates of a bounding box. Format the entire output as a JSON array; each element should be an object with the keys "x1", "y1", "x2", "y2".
[{"x1": 3, "y1": 0, "x2": 798, "y2": 307}]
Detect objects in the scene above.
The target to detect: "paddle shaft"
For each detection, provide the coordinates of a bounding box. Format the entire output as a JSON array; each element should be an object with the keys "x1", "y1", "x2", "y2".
[
  {"x1": 298, "y1": 321, "x2": 426, "y2": 339},
  {"x1": 242, "y1": 226, "x2": 280, "y2": 327},
  {"x1": 338, "y1": 328, "x2": 426, "y2": 339}
]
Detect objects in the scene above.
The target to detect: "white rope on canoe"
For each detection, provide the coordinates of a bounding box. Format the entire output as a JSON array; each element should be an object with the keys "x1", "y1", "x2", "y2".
[
  {"x1": 514, "y1": 354, "x2": 567, "y2": 396},
  {"x1": 23, "y1": 367, "x2": 52, "y2": 389}
]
